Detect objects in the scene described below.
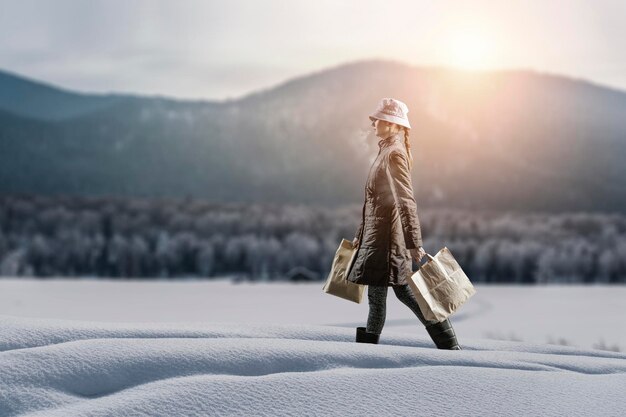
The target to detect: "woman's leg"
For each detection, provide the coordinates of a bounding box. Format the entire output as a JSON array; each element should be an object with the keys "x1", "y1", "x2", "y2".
[
  {"x1": 392, "y1": 284, "x2": 439, "y2": 327},
  {"x1": 366, "y1": 285, "x2": 388, "y2": 335}
]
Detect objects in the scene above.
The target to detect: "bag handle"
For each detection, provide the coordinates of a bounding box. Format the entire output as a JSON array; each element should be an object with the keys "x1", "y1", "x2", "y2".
[{"x1": 413, "y1": 252, "x2": 434, "y2": 270}]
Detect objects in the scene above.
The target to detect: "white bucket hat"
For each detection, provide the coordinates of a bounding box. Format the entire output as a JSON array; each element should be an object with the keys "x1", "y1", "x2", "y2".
[{"x1": 369, "y1": 97, "x2": 411, "y2": 129}]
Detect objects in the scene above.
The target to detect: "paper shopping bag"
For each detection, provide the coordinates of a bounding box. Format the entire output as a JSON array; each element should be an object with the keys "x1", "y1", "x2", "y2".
[
  {"x1": 407, "y1": 246, "x2": 476, "y2": 322},
  {"x1": 322, "y1": 238, "x2": 366, "y2": 303}
]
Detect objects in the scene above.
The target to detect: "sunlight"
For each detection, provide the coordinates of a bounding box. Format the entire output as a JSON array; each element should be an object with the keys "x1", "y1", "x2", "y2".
[{"x1": 447, "y1": 31, "x2": 495, "y2": 70}]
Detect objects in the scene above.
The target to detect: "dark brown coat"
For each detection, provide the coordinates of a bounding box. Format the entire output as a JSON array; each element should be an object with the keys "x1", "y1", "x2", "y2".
[{"x1": 346, "y1": 132, "x2": 423, "y2": 287}]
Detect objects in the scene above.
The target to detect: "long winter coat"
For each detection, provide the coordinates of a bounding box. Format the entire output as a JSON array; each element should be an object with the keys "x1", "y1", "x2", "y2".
[{"x1": 346, "y1": 132, "x2": 423, "y2": 287}]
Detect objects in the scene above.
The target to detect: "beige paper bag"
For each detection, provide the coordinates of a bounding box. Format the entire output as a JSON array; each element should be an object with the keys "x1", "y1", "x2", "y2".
[
  {"x1": 407, "y1": 246, "x2": 476, "y2": 322},
  {"x1": 322, "y1": 238, "x2": 366, "y2": 303}
]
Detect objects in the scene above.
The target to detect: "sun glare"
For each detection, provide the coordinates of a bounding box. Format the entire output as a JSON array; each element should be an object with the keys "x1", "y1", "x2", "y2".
[{"x1": 448, "y1": 32, "x2": 494, "y2": 70}]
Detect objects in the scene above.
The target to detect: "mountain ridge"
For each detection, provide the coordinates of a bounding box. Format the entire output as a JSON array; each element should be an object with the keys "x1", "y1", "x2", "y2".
[
  {"x1": 1, "y1": 59, "x2": 626, "y2": 212},
  {"x1": 4, "y1": 58, "x2": 626, "y2": 107}
]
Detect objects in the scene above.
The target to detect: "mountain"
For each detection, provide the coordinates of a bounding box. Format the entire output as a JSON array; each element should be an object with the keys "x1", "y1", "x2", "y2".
[
  {"x1": 0, "y1": 68, "x2": 136, "y2": 121},
  {"x1": 1, "y1": 59, "x2": 626, "y2": 212}
]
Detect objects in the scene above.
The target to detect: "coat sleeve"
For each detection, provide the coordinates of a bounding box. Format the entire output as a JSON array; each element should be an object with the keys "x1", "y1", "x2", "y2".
[
  {"x1": 354, "y1": 201, "x2": 365, "y2": 242},
  {"x1": 385, "y1": 150, "x2": 423, "y2": 249},
  {"x1": 355, "y1": 219, "x2": 363, "y2": 241}
]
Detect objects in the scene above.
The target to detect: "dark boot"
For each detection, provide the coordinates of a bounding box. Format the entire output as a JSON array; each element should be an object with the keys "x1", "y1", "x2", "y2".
[
  {"x1": 425, "y1": 318, "x2": 462, "y2": 350},
  {"x1": 356, "y1": 326, "x2": 380, "y2": 344}
]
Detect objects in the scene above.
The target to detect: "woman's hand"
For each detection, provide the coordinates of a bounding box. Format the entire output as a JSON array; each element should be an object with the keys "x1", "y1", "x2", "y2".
[
  {"x1": 409, "y1": 246, "x2": 427, "y2": 263},
  {"x1": 352, "y1": 237, "x2": 359, "y2": 248}
]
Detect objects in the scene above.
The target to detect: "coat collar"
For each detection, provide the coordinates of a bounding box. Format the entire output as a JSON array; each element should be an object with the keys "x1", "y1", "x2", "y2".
[{"x1": 378, "y1": 132, "x2": 403, "y2": 149}]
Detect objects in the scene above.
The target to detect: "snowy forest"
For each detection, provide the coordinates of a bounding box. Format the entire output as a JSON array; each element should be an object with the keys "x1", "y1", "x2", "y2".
[{"x1": 1, "y1": 194, "x2": 625, "y2": 284}]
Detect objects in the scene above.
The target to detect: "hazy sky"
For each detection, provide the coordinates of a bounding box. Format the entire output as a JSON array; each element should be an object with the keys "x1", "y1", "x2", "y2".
[{"x1": 1, "y1": 0, "x2": 624, "y2": 100}]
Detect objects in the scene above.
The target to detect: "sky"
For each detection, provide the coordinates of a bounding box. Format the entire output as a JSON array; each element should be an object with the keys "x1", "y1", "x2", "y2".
[{"x1": 1, "y1": 0, "x2": 625, "y2": 101}]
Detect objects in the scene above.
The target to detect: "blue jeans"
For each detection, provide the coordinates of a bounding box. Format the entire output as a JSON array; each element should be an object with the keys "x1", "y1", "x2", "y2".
[{"x1": 366, "y1": 284, "x2": 439, "y2": 335}]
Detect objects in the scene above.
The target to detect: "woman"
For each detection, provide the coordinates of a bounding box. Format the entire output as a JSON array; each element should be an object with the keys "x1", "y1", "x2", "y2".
[{"x1": 346, "y1": 97, "x2": 461, "y2": 350}]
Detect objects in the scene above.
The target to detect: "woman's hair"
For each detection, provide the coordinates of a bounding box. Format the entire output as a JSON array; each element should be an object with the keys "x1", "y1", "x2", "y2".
[
  {"x1": 377, "y1": 119, "x2": 414, "y2": 170},
  {"x1": 401, "y1": 126, "x2": 413, "y2": 171}
]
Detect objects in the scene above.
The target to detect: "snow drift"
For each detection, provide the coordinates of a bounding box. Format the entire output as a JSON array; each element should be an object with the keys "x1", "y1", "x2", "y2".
[{"x1": 1, "y1": 315, "x2": 624, "y2": 416}]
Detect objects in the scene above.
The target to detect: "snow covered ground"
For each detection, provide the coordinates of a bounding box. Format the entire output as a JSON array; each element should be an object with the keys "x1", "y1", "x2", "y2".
[
  {"x1": 0, "y1": 278, "x2": 623, "y2": 351},
  {"x1": 0, "y1": 278, "x2": 625, "y2": 416}
]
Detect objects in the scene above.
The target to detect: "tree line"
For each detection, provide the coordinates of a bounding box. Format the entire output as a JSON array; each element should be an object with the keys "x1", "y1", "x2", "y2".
[{"x1": 1, "y1": 194, "x2": 625, "y2": 284}]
